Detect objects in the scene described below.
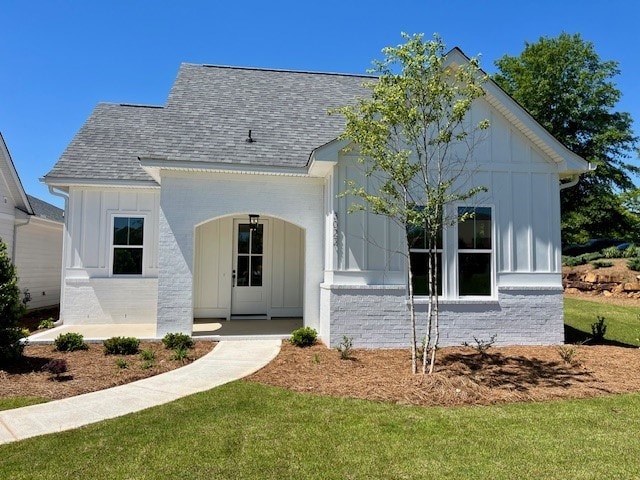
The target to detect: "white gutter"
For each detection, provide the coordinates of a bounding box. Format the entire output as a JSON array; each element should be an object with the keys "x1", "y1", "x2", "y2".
[{"x1": 48, "y1": 186, "x2": 69, "y2": 323}]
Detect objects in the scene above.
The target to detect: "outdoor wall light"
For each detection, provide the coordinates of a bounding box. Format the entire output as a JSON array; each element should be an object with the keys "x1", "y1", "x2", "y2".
[{"x1": 249, "y1": 214, "x2": 260, "y2": 231}]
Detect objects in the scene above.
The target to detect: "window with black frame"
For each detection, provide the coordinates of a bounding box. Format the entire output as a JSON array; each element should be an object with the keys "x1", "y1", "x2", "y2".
[
  {"x1": 457, "y1": 207, "x2": 492, "y2": 296},
  {"x1": 113, "y1": 217, "x2": 144, "y2": 275}
]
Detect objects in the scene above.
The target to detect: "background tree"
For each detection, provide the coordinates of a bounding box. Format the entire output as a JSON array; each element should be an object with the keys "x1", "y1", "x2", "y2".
[
  {"x1": 335, "y1": 33, "x2": 488, "y2": 374},
  {"x1": 493, "y1": 33, "x2": 639, "y2": 244},
  {"x1": 0, "y1": 238, "x2": 27, "y2": 364}
]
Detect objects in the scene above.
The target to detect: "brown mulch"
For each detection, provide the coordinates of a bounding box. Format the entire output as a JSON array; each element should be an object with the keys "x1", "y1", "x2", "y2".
[
  {"x1": 247, "y1": 342, "x2": 640, "y2": 407},
  {"x1": 0, "y1": 341, "x2": 215, "y2": 401}
]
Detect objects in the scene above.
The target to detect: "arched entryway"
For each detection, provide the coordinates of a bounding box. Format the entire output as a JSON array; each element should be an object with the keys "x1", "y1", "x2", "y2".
[{"x1": 192, "y1": 214, "x2": 305, "y2": 335}]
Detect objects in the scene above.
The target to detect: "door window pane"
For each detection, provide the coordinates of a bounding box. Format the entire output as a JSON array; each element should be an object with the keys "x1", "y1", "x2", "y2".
[
  {"x1": 236, "y1": 256, "x2": 249, "y2": 286},
  {"x1": 459, "y1": 253, "x2": 491, "y2": 295},
  {"x1": 251, "y1": 224, "x2": 264, "y2": 254},
  {"x1": 251, "y1": 256, "x2": 263, "y2": 286},
  {"x1": 237, "y1": 225, "x2": 250, "y2": 254}
]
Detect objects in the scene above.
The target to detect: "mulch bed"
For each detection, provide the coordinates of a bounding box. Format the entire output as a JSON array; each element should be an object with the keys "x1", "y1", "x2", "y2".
[
  {"x1": 0, "y1": 341, "x2": 215, "y2": 401},
  {"x1": 247, "y1": 342, "x2": 640, "y2": 406}
]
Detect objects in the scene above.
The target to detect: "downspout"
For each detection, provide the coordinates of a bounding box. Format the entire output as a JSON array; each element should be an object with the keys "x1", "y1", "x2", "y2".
[
  {"x1": 48, "y1": 186, "x2": 69, "y2": 326},
  {"x1": 12, "y1": 216, "x2": 30, "y2": 264},
  {"x1": 559, "y1": 175, "x2": 580, "y2": 191}
]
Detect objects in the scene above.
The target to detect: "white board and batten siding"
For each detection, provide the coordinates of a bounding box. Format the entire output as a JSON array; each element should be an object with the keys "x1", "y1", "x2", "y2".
[
  {"x1": 61, "y1": 187, "x2": 160, "y2": 324},
  {"x1": 324, "y1": 98, "x2": 565, "y2": 347}
]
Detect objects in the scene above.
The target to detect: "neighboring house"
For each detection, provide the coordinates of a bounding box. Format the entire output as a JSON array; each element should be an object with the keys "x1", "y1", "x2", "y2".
[
  {"x1": 43, "y1": 49, "x2": 589, "y2": 347},
  {"x1": 0, "y1": 133, "x2": 64, "y2": 310}
]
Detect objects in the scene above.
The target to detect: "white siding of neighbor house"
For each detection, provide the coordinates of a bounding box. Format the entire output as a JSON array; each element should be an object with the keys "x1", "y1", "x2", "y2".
[
  {"x1": 322, "y1": 97, "x2": 565, "y2": 347},
  {"x1": 0, "y1": 169, "x2": 17, "y2": 255},
  {"x1": 14, "y1": 218, "x2": 63, "y2": 309},
  {"x1": 193, "y1": 216, "x2": 304, "y2": 318},
  {"x1": 60, "y1": 187, "x2": 159, "y2": 324}
]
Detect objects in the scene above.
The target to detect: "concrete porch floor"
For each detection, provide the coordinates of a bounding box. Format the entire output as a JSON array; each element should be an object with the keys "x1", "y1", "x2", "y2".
[{"x1": 27, "y1": 318, "x2": 303, "y2": 344}]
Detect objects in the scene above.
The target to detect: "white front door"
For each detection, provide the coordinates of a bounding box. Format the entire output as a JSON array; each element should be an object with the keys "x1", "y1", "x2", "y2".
[{"x1": 231, "y1": 219, "x2": 268, "y2": 316}]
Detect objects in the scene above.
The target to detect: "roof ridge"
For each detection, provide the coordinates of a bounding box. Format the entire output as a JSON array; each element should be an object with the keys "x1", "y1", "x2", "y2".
[{"x1": 182, "y1": 62, "x2": 376, "y2": 79}]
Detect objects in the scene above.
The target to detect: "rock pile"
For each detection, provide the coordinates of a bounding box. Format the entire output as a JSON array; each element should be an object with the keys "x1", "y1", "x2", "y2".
[{"x1": 563, "y1": 271, "x2": 640, "y2": 298}]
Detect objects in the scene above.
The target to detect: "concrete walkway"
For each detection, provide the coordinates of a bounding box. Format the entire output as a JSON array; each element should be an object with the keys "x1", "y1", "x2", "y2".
[{"x1": 0, "y1": 339, "x2": 281, "y2": 445}]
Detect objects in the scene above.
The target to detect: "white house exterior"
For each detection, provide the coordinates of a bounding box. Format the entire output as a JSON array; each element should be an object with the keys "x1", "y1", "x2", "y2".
[
  {"x1": 0, "y1": 133, "x2": 64, "y2": 310},
  {"x1": 43, "y1": 49, "x2": 589, "y2": 347}
]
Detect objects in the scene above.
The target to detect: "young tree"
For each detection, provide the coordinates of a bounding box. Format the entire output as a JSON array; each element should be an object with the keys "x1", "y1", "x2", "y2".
[
  {"x1": 0, "y1": 238, "x2": 27, "y2": 364},
  {"x1": 494, "y1": 33, "x2": 639, "y2": 244},
  {"x1": 335, "y1": 33, "x2": 489, "y2": 373}
]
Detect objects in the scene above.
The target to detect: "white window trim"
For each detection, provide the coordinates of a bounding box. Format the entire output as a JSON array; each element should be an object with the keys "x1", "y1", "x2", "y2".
[
  {"x1": 109, "y1": 213, "x2": 147, "y2": 277},
  {"x1": 454, "y1": 205, "x2": 496, "y2": 299}
]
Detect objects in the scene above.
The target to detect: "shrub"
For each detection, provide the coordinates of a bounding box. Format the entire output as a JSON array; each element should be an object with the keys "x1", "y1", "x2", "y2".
[
  {"x1": 115, "y1": 358, "x2": 129, "y2": 369},
  {"x1": 290, "y1": 327, "x2": 318, "y2": 347},
  {"x1": 41, "y1": 358, "x2": 68, "y2": 379},
  {"x1": 140, "y1": 348, "x2": 156, "y2": 361},
  {"x1": 103, "y1": 336, "x2": 140, "y2": 355},
  {"x1": 582, "y1": 252, "x2": 603, "y2": 262},
  {"x1": 54, "y1": 332, "x2": 88, "y2": 352},
  {"x1": 591, "y1": 260, "x2": 613, "y2": 269},
  {"x1": 463, "y1": 334, "x2": 497, "y2": 358},
  {"x1": 601, "y1": 246, "x2": 623, "y2": 259},
  {"x1": 562, "y1": 255, "x2": 585, "y2": 267},
  {"x1": 623, "y1": 245, "x2": 639, "y2": 258},
  {"x1": 591, "y1": 316, "x2": 607, "y2": 342},
  {"x1": 627, "y1": 257, "x2": 640, "y2": 271},
  {"x1": 0, "y1": 239, "x2": 27, "y2": 364},
  {"x1": 38, "y1": 318, "x2": 55, "y2": 330},
  {"x1": 162, "y1": 332, "x2": 194, "y2": 350},
  {"x1": 557, "y1": 345, "x2": 577, "y2": 364},
  {"x1": 171, "y1": 346, "x2": 189, "y2": 362},
  {"x1": 336, "y1": 336, "x2": 354, "y2": 360}
]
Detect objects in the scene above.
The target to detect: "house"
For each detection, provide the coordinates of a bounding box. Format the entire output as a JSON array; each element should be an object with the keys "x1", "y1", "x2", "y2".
[
  {"x1": 0, "y1": 133, "x2": 64, "y2": 310},
  {"x1": 43, "y1": 49, "x2": 589, "y2": 347}
]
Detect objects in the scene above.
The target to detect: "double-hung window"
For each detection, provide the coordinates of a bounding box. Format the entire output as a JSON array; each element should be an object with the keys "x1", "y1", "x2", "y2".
[
  {"x1": 457, "y1": 207, "x2": 492, "y2": 296},
  {"x1": 112, "y1": 217, "x2": 144, "y2": 275}
]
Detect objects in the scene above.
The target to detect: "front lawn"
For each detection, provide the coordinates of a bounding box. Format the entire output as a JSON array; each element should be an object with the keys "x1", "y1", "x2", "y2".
[
  {"x1": 1, "y1": 382, "x2": 640, "y2": 479},
  {"x1": 564, "y1": 297, "x2": 640, "y2": 346}
]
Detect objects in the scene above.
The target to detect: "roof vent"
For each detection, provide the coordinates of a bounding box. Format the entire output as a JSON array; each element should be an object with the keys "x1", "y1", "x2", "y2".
[{"x1": 246, "y1": 130, "x2": 255, "y2": 143}]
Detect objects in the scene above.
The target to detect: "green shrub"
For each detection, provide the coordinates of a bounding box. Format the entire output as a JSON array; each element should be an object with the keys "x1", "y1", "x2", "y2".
[
  {"x1": 591, "y1": 260, "x2": 613, "y2": 269},
  {"x1": 627, "y1": 257, "x2": 640, "y2": 271},
  {"x1": 557, "y1": 345, "x2": 577, "y2": 364},
  {"x1": 54, "y1": 332, "x2": 88, "y2": 352},
  {"x1": 290, "y1": 327, "x2": 318, "y2": 347},
  {"x1": 623, "y1": 245, "x2": 639, "y2": 258},
  {"x1": 162, "y1": 332, "x2": 194, "y2": 350},
  {"x1": 103, "y1": 336, "x2": 140, "y2": 355},
  {"x1": 0, "y1": 239, "x2": 27, "y2": 364},
  {"x1": 563, "y1": 255, "x2": 586, "y2": 267},
  {"x1": 582, "y1": 252, "x2": 603, "y2": 262},
  {"x1": 336, "y1": 335, "x2": 354, "y2": 360},
  {"x1": 171, "y1": 346, "x2": 189, "y2": 362},
  {"x1": 140, "y1": 348, "x2": 156, "y2": 361},
  {"x1": 37, "y1": 318, "x2": 55, "y2": 330},
  {"x1": 115, "y1": 358, "x2": 129, "y2": 369},
  {"x1": 601, "y1": 246, "x2": 623, "y2": 259},
  {"x1": 591, "y1": 316, "x2": 607, "y2": 342}
]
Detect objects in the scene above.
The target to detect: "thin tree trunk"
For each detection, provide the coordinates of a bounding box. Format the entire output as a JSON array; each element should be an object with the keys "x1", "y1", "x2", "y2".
[
  {"x1": 428, "y1": 248, "x2": 440, "y2": 374},
  {"x1": 407, "y1": 253, "x2": 417, "y2": 375}
]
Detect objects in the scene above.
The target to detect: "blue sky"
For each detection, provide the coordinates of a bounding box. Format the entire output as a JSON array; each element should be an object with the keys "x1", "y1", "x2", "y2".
[{"x1": 1, "y1": 0, "x2": 638, "y2": 207}]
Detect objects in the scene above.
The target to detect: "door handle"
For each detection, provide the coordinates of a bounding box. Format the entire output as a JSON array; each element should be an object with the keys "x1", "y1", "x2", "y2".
[{"x1": 232, "y1": 269, "x2": 236, "y2": 287}]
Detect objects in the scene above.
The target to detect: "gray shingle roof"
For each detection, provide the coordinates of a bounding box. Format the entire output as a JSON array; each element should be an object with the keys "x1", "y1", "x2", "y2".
[
  {"x1": 45, "y1": 65, "x2": 372, "y2": 184},
  {"x1": 26, "y1": 195, "x2": 64, "y2": 223}
]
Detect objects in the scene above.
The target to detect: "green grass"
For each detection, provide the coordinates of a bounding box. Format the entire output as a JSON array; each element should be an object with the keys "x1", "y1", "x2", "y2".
[
  {"x1": 1, "y1": 382, "x2": 640, "y2": 479},
  {"x1": 0, "y1": 397, "x2": 48, "y2": 411},
  {"x1": 564, "y1": 297, "x2": 640, "y2": 345}
]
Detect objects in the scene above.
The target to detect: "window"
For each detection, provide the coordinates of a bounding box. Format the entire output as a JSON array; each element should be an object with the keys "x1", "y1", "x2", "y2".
[
  {"x1": 408, "y1": 221, "x2": 442, "y2": 296},
  {"x1": 113, "y1": 217, "x2": 144, "y2": 275},
  {"x1": 457, "y1": 207, "x2": 492, "y2": 296},
  {"x1": 236, "y1": 223, "x2": 263, "y2": 287}
]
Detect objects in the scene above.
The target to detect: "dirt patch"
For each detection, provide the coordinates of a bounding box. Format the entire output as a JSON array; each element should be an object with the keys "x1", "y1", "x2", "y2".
[
  {"x1": 247, "y1": 342, "x2": 640, "y2": 406},
  {"x1": 0, "y1": 341, "x2": 215, "y2": 401}
]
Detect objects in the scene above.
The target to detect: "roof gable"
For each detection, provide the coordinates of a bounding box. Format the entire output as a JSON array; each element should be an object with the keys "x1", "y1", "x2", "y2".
[{"x1": 0, "y1": 133, "x2": 32, "y2": 213}]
